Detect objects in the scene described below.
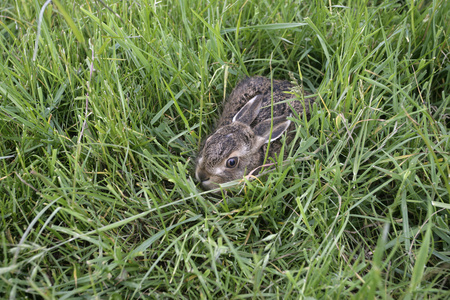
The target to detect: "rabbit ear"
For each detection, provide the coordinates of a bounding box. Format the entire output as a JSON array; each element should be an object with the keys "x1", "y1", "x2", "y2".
[
  {"x1": 254, "y1": 115, "x2": 291, "y2": 145},
  {"x1": 232, "y1": 95, "x2": 263, "y2": 125}
]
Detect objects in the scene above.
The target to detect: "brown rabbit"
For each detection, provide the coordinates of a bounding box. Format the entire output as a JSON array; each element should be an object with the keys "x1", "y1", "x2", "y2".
[{"x1": 195, "y1": 76, "x2": 313, "y2": 190}]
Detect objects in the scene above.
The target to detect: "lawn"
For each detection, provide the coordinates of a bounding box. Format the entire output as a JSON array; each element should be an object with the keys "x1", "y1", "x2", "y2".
[{"x1": 1, "y1": 0, "x2": 449, "y2": 298}]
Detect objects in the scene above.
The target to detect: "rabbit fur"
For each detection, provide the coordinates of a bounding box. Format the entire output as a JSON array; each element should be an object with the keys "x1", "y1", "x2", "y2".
[{"x1": 195, "y1": 76, "x2": 313, "y2": 190}]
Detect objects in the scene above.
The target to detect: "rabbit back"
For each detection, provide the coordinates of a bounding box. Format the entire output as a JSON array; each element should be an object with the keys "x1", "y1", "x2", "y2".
[{"x1": 217, "y1": 76, "x2": 311, "y2": 128}]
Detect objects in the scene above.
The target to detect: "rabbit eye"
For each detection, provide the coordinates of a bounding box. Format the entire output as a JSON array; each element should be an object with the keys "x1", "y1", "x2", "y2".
[{"x1": 226, "y1": 157, "x2": 238, "y2": 168}]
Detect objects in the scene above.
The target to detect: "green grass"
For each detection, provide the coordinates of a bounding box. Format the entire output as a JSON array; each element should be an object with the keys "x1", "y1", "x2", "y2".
[{"x1": 1, "y1": 0, "x2": 449, "y2": 298}]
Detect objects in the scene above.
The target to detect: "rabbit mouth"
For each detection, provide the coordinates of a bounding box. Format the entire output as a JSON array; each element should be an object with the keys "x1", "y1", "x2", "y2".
[
  {"x1": 195, "y1": 169, "x2": 217, "y2": 190},
  {"x1": 200, "y1": 180, "x2": 220, "y2": 191}
]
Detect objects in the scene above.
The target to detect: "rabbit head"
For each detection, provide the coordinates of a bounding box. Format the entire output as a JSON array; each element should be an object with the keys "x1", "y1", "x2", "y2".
[{"x1": 195, "y1": 95, "x2": 291, "y2": 190}]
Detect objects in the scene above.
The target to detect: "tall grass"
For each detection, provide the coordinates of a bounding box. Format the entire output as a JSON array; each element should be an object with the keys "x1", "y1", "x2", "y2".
[{"x1": 1, "y1": 0, "x2": 449, "y2": 298}]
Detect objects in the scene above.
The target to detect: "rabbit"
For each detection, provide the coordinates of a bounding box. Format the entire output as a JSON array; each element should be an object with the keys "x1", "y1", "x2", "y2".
[{"x1": 195, "y1": 76, "x2": 313, "y2": 190}]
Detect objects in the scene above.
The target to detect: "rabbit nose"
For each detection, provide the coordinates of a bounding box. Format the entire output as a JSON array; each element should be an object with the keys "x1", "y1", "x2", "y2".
[{"x1": 197, "y1": 170, "x2": 210, "y2": 182}]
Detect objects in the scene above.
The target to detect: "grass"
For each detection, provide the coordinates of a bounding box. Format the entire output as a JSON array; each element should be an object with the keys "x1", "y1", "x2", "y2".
[{"x1": 1, "y1": 0, "x2": 449, "y2": 298}]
